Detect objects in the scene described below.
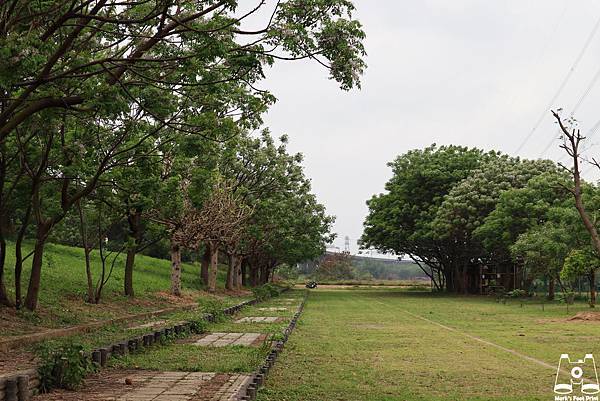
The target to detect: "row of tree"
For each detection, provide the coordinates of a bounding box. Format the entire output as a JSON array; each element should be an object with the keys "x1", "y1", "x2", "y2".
[
  {"x1": 362, "y1": 113, "x2": 600, "y2": 306},
  {"x1": 0, "y1": 0, "x2": 367, "y2": 310}
]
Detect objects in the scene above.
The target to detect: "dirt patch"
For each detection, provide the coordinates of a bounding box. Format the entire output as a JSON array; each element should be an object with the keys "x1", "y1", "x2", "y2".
[
  {"x1": 250, "y1": 334, "x2": 269, "y2": 347},
  {"x1": 155, "y1": 291, "x2": 198, "y2": 305},
  {"x1": 539, "y1": 311, "x2": 600, "y2": 324},
  {"x1": 0, "y1": 349, "x2": 38, "y2": 376},
  {"x1": 189, "y1": 373, "x2": 231, "y2": 401},
  {"x1": 568, "y1": 311, "x2": 600, "y2": 322},
  {"x1": 0, "y1": 305, "x2": 52, "y2": 336}
]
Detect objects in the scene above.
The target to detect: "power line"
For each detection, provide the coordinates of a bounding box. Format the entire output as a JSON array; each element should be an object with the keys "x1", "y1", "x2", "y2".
[
  {"x1": 500, "y1": 1, "x2": 568, "y2": 117},
  {"x1": 515, "y1": 13, "x2": 600, "y2": 154},
  {"x1": 537, "y1": 64, "x2": 600, "y2": 157}
]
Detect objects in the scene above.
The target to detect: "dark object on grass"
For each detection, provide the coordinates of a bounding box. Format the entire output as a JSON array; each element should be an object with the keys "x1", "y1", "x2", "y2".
[{"x1": 305, "y1": 281, "x2": 317, "y2": 289}]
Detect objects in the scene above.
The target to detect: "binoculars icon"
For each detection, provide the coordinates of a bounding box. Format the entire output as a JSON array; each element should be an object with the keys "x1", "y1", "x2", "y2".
[{"x1": 554, "y1": 354, "x2": 600, "y2": 394}]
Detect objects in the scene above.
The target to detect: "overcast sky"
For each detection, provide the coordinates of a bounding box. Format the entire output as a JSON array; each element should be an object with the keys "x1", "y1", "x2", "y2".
[{"x1": 257, "y1": 1, "x2": 600, "y2": 254}]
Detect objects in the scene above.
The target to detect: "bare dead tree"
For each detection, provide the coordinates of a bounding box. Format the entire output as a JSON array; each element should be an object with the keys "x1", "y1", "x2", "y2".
[
  {"x1": 554, "y1": 110, "x2": 599, "y2": 307},
  {"x1": 151, "y1": 179, "x2": 251, "y2": 295},
  {"x1": 188, "y1": 180, "x2": 252, "y2": 293}
]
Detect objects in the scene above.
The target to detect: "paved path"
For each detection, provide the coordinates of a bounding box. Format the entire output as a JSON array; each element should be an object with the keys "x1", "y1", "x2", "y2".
[
  {"x1": 33, "y1": 370, "x2": 252, "y2": 401},
  {"x1": 235, "y1": 317, "x2": 280, "y2": 323}
]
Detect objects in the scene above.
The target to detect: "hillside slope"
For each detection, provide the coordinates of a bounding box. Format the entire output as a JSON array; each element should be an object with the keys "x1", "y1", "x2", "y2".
[{"x1": 1, "y1": 242, "x2": 239, "y2": 337}]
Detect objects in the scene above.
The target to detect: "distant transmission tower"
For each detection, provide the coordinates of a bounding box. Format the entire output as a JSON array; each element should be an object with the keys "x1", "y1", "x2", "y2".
[{"x1": 344, "y1": 236, "x2": 350, "y2": 253}]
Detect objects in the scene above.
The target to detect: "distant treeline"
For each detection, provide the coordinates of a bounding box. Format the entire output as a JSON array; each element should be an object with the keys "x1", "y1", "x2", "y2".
[
  {"x1": 351, "y1": 257, "x2": 430, "y2": 280},
  {"x1": 296, "y1": 253, "x2": 430, "y2": 281}
]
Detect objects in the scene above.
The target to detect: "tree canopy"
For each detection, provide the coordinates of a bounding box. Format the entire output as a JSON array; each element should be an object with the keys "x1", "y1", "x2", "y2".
[
  {"x1": 0, "y1": 0, "x2": 366, "y2": 310},
  {"x1": 362, "y1": 143, "x2": 600, "y2": 302}
]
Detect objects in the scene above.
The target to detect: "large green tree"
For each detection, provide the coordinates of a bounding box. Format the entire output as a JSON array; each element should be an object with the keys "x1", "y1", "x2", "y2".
[
  {"x1": 361, "y1": 145, "x2": 489, "y2": 291},
  {"x1": 431, "y1": 157, "x2": 557, "y2": 293}
]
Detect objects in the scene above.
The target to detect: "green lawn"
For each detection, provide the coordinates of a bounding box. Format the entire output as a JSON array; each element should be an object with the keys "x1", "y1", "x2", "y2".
[{"x1": 258, "y1": 288, "x2": 600, "y2": 401}]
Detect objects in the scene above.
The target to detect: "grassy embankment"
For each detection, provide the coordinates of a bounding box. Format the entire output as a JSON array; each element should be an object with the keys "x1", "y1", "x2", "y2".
[{"x1": 1, "y1": 242, "x2": 248, "y2": 340}]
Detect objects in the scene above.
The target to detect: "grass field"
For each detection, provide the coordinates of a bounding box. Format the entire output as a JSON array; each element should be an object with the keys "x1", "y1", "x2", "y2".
[{"x1": 258, "y1": 288, "x2": 600, "y2": 401}]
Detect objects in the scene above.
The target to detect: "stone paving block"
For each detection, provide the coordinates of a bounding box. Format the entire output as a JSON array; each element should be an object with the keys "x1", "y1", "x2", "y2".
[
  {"x1": 258, "y1": 307, "x2": 288, "y2": 311},
  {"x1": 222, "y1": 333, "x2": 244, "y2": 339},
  {"x1": 211, "y1": 341, "x2": 231, "y2": 347},
  {"x1": 193, "y1": 333, "x2": 264, "y2": 347},
  {"x1": 32, "y1": 369, "x2": 253, "y2": 401},
  {"x1": 233, "y1": 333, "x2": 262, "y2": 346},
  {"x1": 235, "y1": 316, "x2": 279, "y2": 323}
]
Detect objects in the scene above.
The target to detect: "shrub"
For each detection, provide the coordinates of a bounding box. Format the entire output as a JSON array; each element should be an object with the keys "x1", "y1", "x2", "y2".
[
  {"x1": 251, "y1": 284, "x2": 281, "y2": 301},
  {"x1": 275, "y1": 264, "x2": 300, "y2": 281},
  {"x1": 251, "y1": 285, "x2": 270, "y2": 301},
  {"x1": 507, "y1": 289, "x2": 528, "y2": 298},
  {"x1": 559, "y1": 291, "x2": 575, "y2": 305},
  {"x1": 189, "y1": 318, "x2": 208, "y2": 334},
  {"x1": 198, "y1": 298, "x2": 227, "y2": 322},
  {"x1": 37, "y1": 342, "x2": 95, "y2": 392},
  {"x1": 263, "y1": 283, "x2": 280, "y2": 297}
]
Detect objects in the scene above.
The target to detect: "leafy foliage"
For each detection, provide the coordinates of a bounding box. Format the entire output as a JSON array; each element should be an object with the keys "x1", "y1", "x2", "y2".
[
  {"x1": 37, "y1": 342, "x2": 95, "y2": 392},
  {"x1": 315, "y1": 252, "x2": 355, "y2": 281},
  {"x1": 362, "y1": 144, "x2": 597, "y2": 297},
  {"x1": 0, "y1": 0, "x2": 363, "y2": 309}
]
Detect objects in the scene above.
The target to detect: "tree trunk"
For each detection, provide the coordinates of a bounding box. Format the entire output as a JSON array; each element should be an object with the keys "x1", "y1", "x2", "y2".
[
  {"x1": 77, "y1": 201, "x2": 96, "y2": 303},
  {"x1": 24, "y1": 223, "x2": 50, "y2": 311},
  {"x1": 0, "y1": 147, "x2": 11, "y2": 306},
  {"x1": 444, "y1": 269, "x2": 454, "y2": 293},
  {"x1": 590, "y1": 271, "x2": 596, "y2": 308},
  {"x1": 124, "y1": 209, "x2": 142, "y2": 297},
  {"x1": 0, "y1": 228, "x2": 10, "y2": 306},
  {"x1": 547, "y1": 277, "x2": 555, "y2": 301},
  {"x1": 249, "y1": 264, "x2": 258, "y2": 287},
  {"x1": 260, "y1": 264, "x2": 268, "y2": 285},
  {"x1": 13, "y1": 204, "x2": 32, "y2": 309},
  {"x1": 170, "y1": 239, "x2": 182, "y2": 296},
  {"x1": 225, "y1": 253, "x2": 235, "y2": 291},
  {"x1": 200, "y1": 246, "x2": 210, "y2": 285},
  {"x1": 14, "y1": 240, "x2": 24, "y2": 309},
  {"x1": 234, "y1": 257, "x2": 243, "y2": 290},
  {"x1": 84, "y1": 248, "x2": 94, "y2": 303},
  {"x1": 124, "y1": 248, "x2": 135, "y2": 297},
  {"x1": 241, "y1": 260, "x2": 248, "y2": 287},
  {"x1": 461, "y1": 266, "x2": 469, "y2": 294},
  {"x1": 208, "y1": 242, "x2": 218, "y2": 293}
]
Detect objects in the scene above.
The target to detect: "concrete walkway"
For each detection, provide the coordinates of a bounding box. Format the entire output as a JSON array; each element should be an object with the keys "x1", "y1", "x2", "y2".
[{"x1": 33, "y1": 370, "x2": 252, "y2": 401}]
